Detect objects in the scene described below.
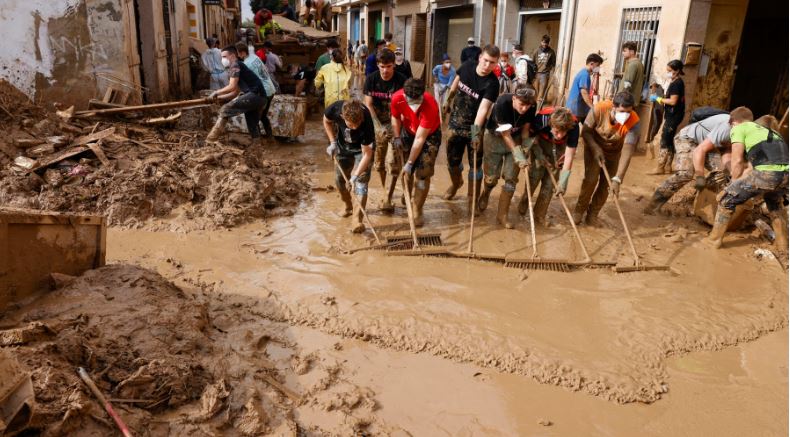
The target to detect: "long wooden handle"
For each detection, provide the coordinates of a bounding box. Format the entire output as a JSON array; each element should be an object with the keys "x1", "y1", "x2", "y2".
[
  {"x1": 599, "y1": 164, "x2": 640, "y2": 266},
  {"x1": 74, "y1": 98, "x2": 211, "y2": 117},
  {"x1": 78, "y1": 368, "x2": 133, "y2": 437},
  {"x1": 543, "y1": 163, "x2": 591, "y2": 263},
  {"x1": 333, "y1": 157, "x2": 382, "y2": 244},
  {"x1": 467, "y1": 147, "x2": 478, "y2": 254},
  {"x1": 523, "y1": 163, "x2": 538, "y2": 259},
  {"x1": 395, "y1": 150, "x2": 420, "y2": 250}
]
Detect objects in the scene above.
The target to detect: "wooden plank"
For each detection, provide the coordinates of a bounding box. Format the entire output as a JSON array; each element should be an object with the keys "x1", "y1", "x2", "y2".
[
  {"x1": 0, "y1": 211, "x2": 103, "y2": 226},
  {"x1": 87, "y1": 141, "x2": 111, "y2": 166},
  {"x1": 26, "y1": 146, "x2": 89, "y2": 174},
  {"x1": 102, "y1": 87, "x2": 115, "y2": 103},
  {"x1": 72, "y1": 127, "x2": 116, "y2": 147},
  {"x1": 95, "y1": 216, "x2": 107, "y2": 268}
]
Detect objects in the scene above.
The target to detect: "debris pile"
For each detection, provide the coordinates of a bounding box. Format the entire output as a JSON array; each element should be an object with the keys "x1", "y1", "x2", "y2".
[{"x1": 0, "y1": 80, "x2": 308, "y2": 229}]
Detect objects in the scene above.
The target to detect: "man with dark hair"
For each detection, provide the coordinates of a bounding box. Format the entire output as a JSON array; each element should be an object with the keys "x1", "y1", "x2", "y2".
[
  {"x1": 324, "y1": 99, "x2": 376, "y2": 233},
  {"x1": 316, "y1": 39, "x2": 340, "y2": 72},
  {"x1": 572, "y1": 91, "x2": 640, "y2": 226},
  {"x1": 520, "y1": 106, "x2": 580, "y2": 226},
  {"x1": 390, "y1": 78, "x2": 442, "y2": 226},
  {"x1": 566, "y1": 53, "x2": 603, "y2": 120},
  {"x1": 274, "y1": 0, "x2": 296, "y2": 21},
  {"x1": 442, "y1": 44, "x2": 500, "y2": 214},
  {"x1": 461, "y1": 37, "x2": 482, "y2": 64},
  {"x1": 478, "y1": 85, "x2": 536, "y2": 228},
  {"x1": 364, "y1": 48, "x2": 408, "y2": 212},
  {"x1": 531, "y1": 35, "x2": 556, "y2": 106},
  {"x1": 235, "y1": 42, "x2": 276, "y2": 138},
  {"x1": 206, "y1": 46, "x2": 267, "y2": 146},
  {"x1": 617, "y1": 41, "x2": 645, "y2": 105},
  {"x1": 511, "y1": 44, "x2": 523, "y2": 59},
  {"x1": 394, "y1": 47, "x2": 412, "y2": 79},
  {"x1": 365, "y1": 40, "x2": 387, "y2": 75}
]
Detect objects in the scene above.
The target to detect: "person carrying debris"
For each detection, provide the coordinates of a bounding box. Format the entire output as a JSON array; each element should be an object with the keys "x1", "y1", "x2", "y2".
[
  {"x1": 431, "y1": 54, "x2": 456, "y2": 109},
  {"x1": 572, "y1": 91, "x2": 640, "y2": 226},
  {"x1": 390, "y1": 78, "x2": 442, "y2": 227},
  {"x1": 647, "y1": 59, "x2": 686, "y2": 175},
  {"x1": 363, "y1": 49, "x2": 407, "y2": 212},
  {"x1": 441, "y1": 44, "x2": 501, "y2": 215},
  {"x1": 315, "y1": 49, "x2": 352, "y2": 107},
  {"x1": 642, "y1": 111, "x2": 739, "y2": 215},
  {"x1": 235, "y1": 43, "x2": 277, "y2": 139},
  {"x1": 478, "y1": 85, "x2": 536, "y2": 229},
  {"x1": 323, "y1": 100, "x2": 376, "y2": 233},
  {"x1": 706, "y1": 111, "x2": 789, "y2": 249},
  {"x1": 531, "y1": 35, "x2": 556, "y2": 106},
  {"x1": 205, "y1": 46, "x2": 267, "y2": 146},
  {"x1": 201, "y1": 38, "x2": 228, "y2": 90},
  {"x1": 519, "y1": 106, "x2": 580, "y2": 226},
  {"x1": 253, "y1": 9, "x2": 281, "y2": 41}
]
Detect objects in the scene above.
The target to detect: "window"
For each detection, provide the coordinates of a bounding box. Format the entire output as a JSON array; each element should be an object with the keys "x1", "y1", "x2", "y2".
[
  {"x1": 520, "y1": 0, "x2": 562, "y2": 10},
  {"x1": 614, "y1": 7, "x2": 661, "y2": 96}
]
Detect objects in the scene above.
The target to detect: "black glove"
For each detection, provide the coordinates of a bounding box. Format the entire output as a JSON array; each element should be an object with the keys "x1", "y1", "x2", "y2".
[{"x1": 694, "y1": 175, "x2": 706, "y2": 191}]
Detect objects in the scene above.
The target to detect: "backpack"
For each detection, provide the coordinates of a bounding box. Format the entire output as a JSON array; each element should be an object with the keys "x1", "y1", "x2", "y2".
[{"x1": 689, "y1": 106, "x2": 728, "y2": 124}]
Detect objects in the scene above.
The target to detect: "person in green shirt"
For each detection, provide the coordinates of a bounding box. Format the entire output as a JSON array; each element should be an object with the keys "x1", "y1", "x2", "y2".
[
  {"x1": 617, "y1": 41, "x2": 645, "y2": 106},
  {"x1": 315, "y1": 39, "x2": 340, "y2": 73},
  {"x1": 707, "y1": 107, "x2": 789, "y2": 250}
]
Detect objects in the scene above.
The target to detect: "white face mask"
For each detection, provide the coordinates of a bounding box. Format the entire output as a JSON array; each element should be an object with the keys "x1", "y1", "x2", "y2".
[
  {"x1": 592, "y1": 66, "x2": 601, "y2": 74},
  {"x1": 666, "y1": 72, "x2": 674, "y2": 79},
  {"x1": 221, "y1": 58, "x2": 231, "y2": 68},
  {"x1": 443, "y1": 62, "x2": 452, "y2": 68},
  {"x1": 406, "y1": 96, "x2": 423, "y2": 112},
  {"x1": 614, "y1": 111, "x2": 630, "y2": 125}
]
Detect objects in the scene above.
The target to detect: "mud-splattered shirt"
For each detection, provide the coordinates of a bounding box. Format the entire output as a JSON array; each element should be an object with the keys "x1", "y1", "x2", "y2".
[
  {"x1": 229, "y1": 60, "x2": 264, "y2": 95},
  {"x1": 532, "y1": 107, "x2": 579, "y2": 148},
  {"x1": 363, "y1": 71, "x2": 407, "y2": 123},
  {"x1": 485, "y1": 94, "x2": 535, "y2": 136},
  {"x1": 449, "y1": 60, "x2": 499, "y2": 131},
  {"x1": 325, "y1": 101, "x2": 375, "y2": 155}
]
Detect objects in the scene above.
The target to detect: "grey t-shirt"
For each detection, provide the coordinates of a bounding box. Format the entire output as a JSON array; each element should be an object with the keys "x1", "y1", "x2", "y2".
[{"x1": 678, "y1": 113, "x2": 731, "y2": 149}]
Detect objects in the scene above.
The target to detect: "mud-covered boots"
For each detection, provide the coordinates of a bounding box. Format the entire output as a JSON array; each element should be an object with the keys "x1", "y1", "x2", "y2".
[
  {"x1": 496, "y1": 190, "x2": 515, "y2": 229},
  {"x1": 351, "y1": 194, "x2": 367, "y2": 233},
  {"x1": 206, "y1": 118, "x2": 227, "y2": 143},
  {"x1": 517, "y1": 193, "x2": 530, "y2": 215},
  {"x1": 647, "y1": 149, "x2": 670, "y2": 175},
  {"x1": 339, "y1": 188, "x2": 353, "y2": 217},
  {"x1": 770, "y1": 210, "x2": 788, "y2": 251},
  {"x1": 477, "y1": 183, "x2": 494, "y2": 212},
  {"x1": 642, "y1": 193, "x2": 668, "y2": 215},
  {"x1": 664, "y1": 151, "x2": 674, "y2": 173},
  {"x1": 705, "y1": 207, "x2": 733, "y2": 248},
  {"x1": 467, "y1": 178, "x2": 482, "y2": 216},
  {"x1": 442, "y1": 167, "x2": 464, "y2": 200},
  {"x1": 412, "y1": 178, "x2": 431, "y2": 227}
]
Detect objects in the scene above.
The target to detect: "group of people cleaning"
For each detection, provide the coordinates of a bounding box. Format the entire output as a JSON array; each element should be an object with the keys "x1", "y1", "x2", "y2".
[{"x1": 317, "y1": 38, "x2": 788, "y2": 251}]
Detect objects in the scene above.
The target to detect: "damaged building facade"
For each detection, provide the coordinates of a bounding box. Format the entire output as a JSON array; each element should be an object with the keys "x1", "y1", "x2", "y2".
[{"x1": 0, "y1": 0, "x2": 242, "y2": 109}]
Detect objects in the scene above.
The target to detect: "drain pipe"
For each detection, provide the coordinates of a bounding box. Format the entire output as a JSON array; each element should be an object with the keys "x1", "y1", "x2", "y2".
[{"x1": 555, "y1": 0, "x2": 578, "y2": 104}]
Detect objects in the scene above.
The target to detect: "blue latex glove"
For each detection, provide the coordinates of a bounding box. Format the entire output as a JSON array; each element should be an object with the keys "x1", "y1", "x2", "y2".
[
  {"x1": 558, "y1": 170, "x2": 571, "y2": 194},
  {"x1": 649, "y1": 94, "x2": 659, "y2": 103}
]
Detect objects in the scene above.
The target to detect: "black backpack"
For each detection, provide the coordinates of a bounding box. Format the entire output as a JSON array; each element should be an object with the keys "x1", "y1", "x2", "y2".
[{"x1": 688, "y1": 106, "x2": 728, "y2": 124}]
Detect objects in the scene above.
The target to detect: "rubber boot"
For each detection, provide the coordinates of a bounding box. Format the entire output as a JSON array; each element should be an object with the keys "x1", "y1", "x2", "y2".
[
  {"x1": 377, "y1": 169, "x2": 387, "y2": 189},
  {"x1": 585, "y1": 209, "x2": 604, "y2": 227},
  {"x1": 339, "y1": 188, "x2": 353, "y2": 217},
  {"x1": 206, "y1": 118, "x2": 227, "y2": 142},
  {"x1": 642, "y1": 193, "x2": 668, "y2": 215},
  {"x1": 351, "y1": 194, "x2": 367, "y2": 233},
  {"x1": 647, "y1": 149, "x2": 668, "y2": 175},
  {"x1": 517, "y1": 193, "x2": 530, "y2": 215},
  {"x1": 770, "y1": 210, "x2": 788, "y2": 252},
  {"x1": 412, "y1": 179, "x2": 430, "y2": 228},
  {"x1": 467, "y1": 178, "x2": 482, "y2": 216},
  {"x1": 705, "y1": 207, "x2": 733, "y2": 249},
  {"x1": 442, "y1": 167, "x2": 464, "y2": 200},
  {"x1": 381, "y1": 173, "x2": 398, "y2": 213},
  {"x1": 664, "y1": 151, "x2": 674, "y2": 173},
  {"x1": 477, "y1": 184, "x2": 494, "y2": 212},
  {"x1": 496, "y1": 190, "x2": 515, "y2": 229},
  {"x1": 572, "y1": 205, "x2": 585, "y2": 225}
]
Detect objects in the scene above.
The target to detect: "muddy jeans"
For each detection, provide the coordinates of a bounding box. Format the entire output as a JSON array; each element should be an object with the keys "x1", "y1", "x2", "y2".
[
  {"x1": 654, "y1": 135, "x2": 723, "y2": 201},
  {"x1": 535, "y1": 72, "x2": 550, "y2": 101},
  {"x1": 400, "y1": 129, "x2": 441, "y2": 180},
  {"x1": 575, "y1": 139, "x2": 620, "y2": 216},
  {"x1": 527, "y1": 137, "x2": 569, "y2": 219},
  {"x1": 446, "y1": 127, "x2": 484, "y2": 180},
  {"x1": 483, "y1": 132, "x2": 524, "y2": 193},
  {"x1": 373, "y1": 122, "x2": 394, "y2": 173},
  {"x1": 720, "y1": 170, "x2": 788, "y2": 212},
  {"x1": 335, "y1": 152, "x2": 372, "y2": 196},
  {"x1": 219, "y1": 92, "x2": 266, "y2": 138},
  {"x1": 660, "y1": 117, "x2": 681, "y2": 153}
]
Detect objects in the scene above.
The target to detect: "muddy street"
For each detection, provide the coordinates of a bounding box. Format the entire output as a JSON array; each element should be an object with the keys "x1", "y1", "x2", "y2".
[{"x1": 100, "y1": 114, "x2": 788, "y2": 435}]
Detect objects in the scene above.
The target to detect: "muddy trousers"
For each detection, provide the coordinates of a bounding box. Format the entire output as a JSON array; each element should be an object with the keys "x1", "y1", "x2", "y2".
[
  {"x1": 219, "y1": 92, "x2": 267, "y2": 138},
  {"x1": 652, "y1": 136, "x2": 722, "y2": 203},
  {"x1": 335, "y1": 152, "x2": 372, "y2": 228},
  {"x1": 574, "y1": 140, "x2": 620, "y2": 218},
  {"x1": 525, "y1": 139, "x2": 566, "y2": 223},
  {"x1": 446, "y1": 128, "x2": 484, "y2": 181},
  {"x1": 482, "y1": 133, "x2": 522, "y2": 191},
  {"x1": 259, "y1": 96, "x2": 273, "y2": 137},
  {"x1": 719, "y1": 170, "x2": 788, "y2": 213}
]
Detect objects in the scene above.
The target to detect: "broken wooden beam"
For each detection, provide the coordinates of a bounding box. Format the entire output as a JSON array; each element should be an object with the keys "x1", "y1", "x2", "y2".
[{"x1": 73, "y1": 98, "x2": 212, "y2": 118}]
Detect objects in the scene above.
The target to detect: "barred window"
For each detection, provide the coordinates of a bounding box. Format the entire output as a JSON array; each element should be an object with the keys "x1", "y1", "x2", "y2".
[
  {"x1": 614, "y1": 7, "x2": 661, "y2": 95},
  {"x1": 519, "y1": 0, "x2": 563, "y2": 11}
]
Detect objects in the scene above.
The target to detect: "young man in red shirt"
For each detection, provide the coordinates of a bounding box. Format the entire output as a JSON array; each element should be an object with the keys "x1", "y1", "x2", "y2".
[{"x1": 390, "y1": 78, "x2": 442, "y2": 227}]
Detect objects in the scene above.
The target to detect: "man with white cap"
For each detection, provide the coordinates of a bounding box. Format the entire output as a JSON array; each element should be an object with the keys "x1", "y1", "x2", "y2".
[
  {"x1": 394, "y1": 47, "x2": 413, "y2": 79},
  {"x1": 461, "y1": 37, "x2": 482, "y2": 64}
]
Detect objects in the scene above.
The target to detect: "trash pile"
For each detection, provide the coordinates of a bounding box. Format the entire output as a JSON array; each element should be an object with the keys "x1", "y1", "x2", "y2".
[{"x1": 0, "y1": 80, "x2": 308, "y2": 229}]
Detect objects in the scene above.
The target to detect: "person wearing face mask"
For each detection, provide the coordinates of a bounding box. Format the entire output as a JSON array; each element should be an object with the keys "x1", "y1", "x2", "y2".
[
  {"x1": 647, "y1": 59, "x2": 686, "y2": 175},
  {"x1": 478, "y1": 86, "x2": 536, "y2": 228},
  {"x1": 201, "y1": 38, "x2": 229, "y2": 90},
  {"x1": 432, "y1": 54, "x2": 456, "y2": 109},
  {"x1": 206, "y1": 46, "x2": 267, "y2": 147},
  {"x1": 315, "y1": 48, "x2": 352, "y2": 107},
  {"x1": 566, "y1": 53, "x2": 604, "y2": 121},
  {"x1": 390, "y1": 79, "x2": 442, "y2": 227},
  {"x1": 531, "y1": 35, "x2": 556, "y2": 106},
  {"x1": 519, "y1": 106, "x2": 580, "y2": 226},
  {"x1": 494, "y1": 53, "x2": 515, "y2": 94},
  {"x1": 442, "y1": 45, "x2": 501, "y2": 215},
  {"x1": 394, "y1": 47, "x2": 413, "y2": 79},
  {"x1": 315, "y1": 39, "x2": 340, "y2": 75},
  {"x1": 617, "y1": 41, "x2": 645, "y2": 106},
  {"x1": 511, "y1": 44, "x2": 524, "y2": 60},
  {"x1": 461, "y1": 37, "x2": 482, "y2": 64},
  {"x1": 572, "y1": 91, "x2": 640, "y2": 226},
  {"x1": 363, "y1": 49, "x2": 408, "y2": 212},
  {"x1": 323, "y1": 99, "x2": 376, "y2": 232}
]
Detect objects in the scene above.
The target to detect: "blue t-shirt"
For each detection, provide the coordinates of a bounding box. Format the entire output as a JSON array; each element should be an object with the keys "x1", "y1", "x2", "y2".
[
  {"x1": 432, "y1": 64, "x2": 456, "y2": 86},
  {"x1": 565, "y1": 68, "x2": 591, "y2": 119},
  {"x1": 365, "y1": 54, "x2": 378, "y2": 76}
]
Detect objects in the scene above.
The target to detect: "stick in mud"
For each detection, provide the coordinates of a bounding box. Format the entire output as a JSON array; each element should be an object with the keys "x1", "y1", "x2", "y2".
[
  {"x1": 77, "y1": 367, "x2": 133, "y2": 437},
  {"x1": 332, "y1": 156, "x2": 382, "y2": 244}
]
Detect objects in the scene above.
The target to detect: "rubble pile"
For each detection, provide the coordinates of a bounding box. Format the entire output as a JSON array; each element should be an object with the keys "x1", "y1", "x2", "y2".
[{"x1": 0, "y1": 81, "x2": 308, "y2": 229}]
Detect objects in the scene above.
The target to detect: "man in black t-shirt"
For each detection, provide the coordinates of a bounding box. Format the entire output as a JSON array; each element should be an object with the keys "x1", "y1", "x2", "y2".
[
  {"x1": 460, "y1": 37, "x2": 482, "y2": 64},
  {"x1": 323, "y1": 100, "x2": 376, "y2": 233},
  {"x1": 206, "y1": 45, "x2": 267, "y2": 146},
  {"x1": 479, "y1": 86, "x2": 536, "y2": 228},
  {"x1": 363, "y1": 49, "x2": 407, "y2": 212},
  {"x1": 441, "y1": 44, "x2": 500, "y2": 214}
]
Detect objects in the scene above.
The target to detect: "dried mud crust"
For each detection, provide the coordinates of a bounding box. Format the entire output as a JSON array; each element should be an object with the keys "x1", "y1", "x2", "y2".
[{"x1": 3, "y1": 265, "x2": 389, "y2": 436}]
